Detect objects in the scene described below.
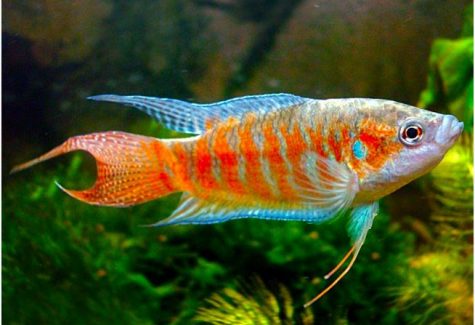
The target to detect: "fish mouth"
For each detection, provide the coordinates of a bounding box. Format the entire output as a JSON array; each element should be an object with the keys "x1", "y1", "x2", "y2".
[
  {"x1": 448, "y1": 120, "x2": 464, "y2": 142},
  {"x1": 436, "y1": 115, "x2": 464, "y2": 145},
  {"x1": 450, "y1": 121, "x2": 464, "y2": 140}
]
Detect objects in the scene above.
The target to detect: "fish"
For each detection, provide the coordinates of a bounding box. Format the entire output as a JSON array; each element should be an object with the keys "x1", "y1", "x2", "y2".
[{"x1": 11, "y1": 93, "x2": 464, "y2": 307}]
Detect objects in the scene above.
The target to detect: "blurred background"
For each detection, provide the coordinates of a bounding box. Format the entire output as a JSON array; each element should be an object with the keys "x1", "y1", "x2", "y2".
[{"x1": 3, "y1": 1, "x2": 473, "y2": 324}]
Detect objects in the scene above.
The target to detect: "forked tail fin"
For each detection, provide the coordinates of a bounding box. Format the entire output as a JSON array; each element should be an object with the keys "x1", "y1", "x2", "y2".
[{"x1": 11, "y1": 131, "x2": 178, "y2": 207}]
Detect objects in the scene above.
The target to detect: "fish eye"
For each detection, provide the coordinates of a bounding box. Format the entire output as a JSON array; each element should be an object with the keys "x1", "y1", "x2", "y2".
[{"x1": 399, "y1": 121, "x2": 424, "y2": 146}]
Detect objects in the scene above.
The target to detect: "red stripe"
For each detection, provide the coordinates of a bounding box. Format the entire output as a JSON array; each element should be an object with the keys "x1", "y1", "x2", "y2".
[
  {"x1": 194, "y1": 137, "x2": 218, "y2": 189},
  {"x1": 213, "y1": 122, "x2": 246, "y2": 194}
]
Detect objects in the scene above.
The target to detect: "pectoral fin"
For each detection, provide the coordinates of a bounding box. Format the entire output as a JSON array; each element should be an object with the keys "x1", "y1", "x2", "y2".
[{"x1": 294, "y1": 151, "x2": 359, "y2": 212}]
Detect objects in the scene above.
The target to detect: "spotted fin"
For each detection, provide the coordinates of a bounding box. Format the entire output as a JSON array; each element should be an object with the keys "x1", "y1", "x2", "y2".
[
  {"x1": 147, "y1": 193, "x2": 345, "y2": 227},
  {"x1": 11, "y1": 132, "x2": 178, "y2": 207},
  {"x1": 88, "y1": 93, "x2": 308, "y2": 134}
]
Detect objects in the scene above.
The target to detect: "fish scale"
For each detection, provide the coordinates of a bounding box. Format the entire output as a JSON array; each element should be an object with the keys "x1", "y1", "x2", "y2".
[
  {"x1": 212, "y1": 118, "x2": 245, "y2": 194},
  {"x1": 180, "y1": 106, "x2": 355, "y2": 204},
  {"x1": 195, "y1": 110, "x2": 302, "y2": 203},
  {"x1": 238, "y1": 114, "x2": 274, "y2": 200}
]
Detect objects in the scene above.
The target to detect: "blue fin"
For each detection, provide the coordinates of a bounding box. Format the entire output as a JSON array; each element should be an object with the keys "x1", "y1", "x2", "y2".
[
  {"x1": 347, "y1": 202, "x2": 379, "y2": 251},
  {"x1": 303, "y1": 202, "x2": 379, "y2": 307},
  {"x1": 145, "y1": 193, "x2": 344, "y2": 227},
  {"x1": 88, "y1": 93, "x2": 309, "y2": 134}
]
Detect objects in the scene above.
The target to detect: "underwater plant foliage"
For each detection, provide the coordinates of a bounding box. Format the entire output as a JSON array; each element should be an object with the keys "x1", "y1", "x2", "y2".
[
  {"x1": 419, "y1": 5, "x2": 474, "y2": 133},
  {"x1": 391, "y1": 141, "x2": 473, "y2": 325},
  {"x1": 195, "y1": 277, "x2": 315, "y2": 325}
]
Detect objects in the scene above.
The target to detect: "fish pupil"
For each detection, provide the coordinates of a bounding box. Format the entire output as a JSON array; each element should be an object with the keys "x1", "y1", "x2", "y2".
[{"x1": 406, "y1": 127, "x2": 419, "y2": 139}]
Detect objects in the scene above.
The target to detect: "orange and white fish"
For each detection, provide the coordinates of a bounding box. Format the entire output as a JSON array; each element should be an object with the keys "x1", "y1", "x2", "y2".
[{"x1": 11, "y1": 93, "x2": 463, "y2": 306}]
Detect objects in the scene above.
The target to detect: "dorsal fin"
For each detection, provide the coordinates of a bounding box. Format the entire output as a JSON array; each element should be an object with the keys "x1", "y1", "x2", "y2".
[{"x1": 88, "y1": 93, "x2": 309, "y2": 134}]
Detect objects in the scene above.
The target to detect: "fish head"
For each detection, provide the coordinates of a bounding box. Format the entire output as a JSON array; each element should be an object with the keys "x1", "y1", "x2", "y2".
[
  {"x1": 353, "y1": 100, "x2": 464, "y2": 203},
  {"x1": 391, "y1": 102, "x2": 463, "y2": 174}
]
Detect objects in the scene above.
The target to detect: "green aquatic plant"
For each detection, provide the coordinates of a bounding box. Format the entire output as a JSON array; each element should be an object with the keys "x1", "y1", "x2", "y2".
[
  {"x1": 393, "y1": 6, "x2": 474, "y2": 319},
  {"x1": 389, "y1": 143, "x2": 472, "y2": 324},
  {"x1": 394, "y1": 251, "x2": 472, "y2": 325},
  {"x1": 417, "y1": 141, "x2": 473, "y2": 324},
  {"x1": 429, "y1": 140, "x2": 473, "y2": 245},
  {"x1": 418, "y1": 5, "x2": 473, "y2": 133},
  {"x1": 3, "y1": 157, "x2": 167, "y2": 324},
  {"x1": 195, "y1": 277, "x2": 314, "y2": 325}
]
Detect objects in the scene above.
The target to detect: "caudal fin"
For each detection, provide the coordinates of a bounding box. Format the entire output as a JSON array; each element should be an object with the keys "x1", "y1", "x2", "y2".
[{"x1": 11, "y1": 131, "x2": 178, "y2": 207}]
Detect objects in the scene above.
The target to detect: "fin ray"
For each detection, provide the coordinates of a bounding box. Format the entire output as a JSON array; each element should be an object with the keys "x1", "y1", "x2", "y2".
[
  {"x1": 146, "y1": 194, "x2": 342, "y2": 227},
  {"x1": 11, "y1": 131, "x2": 178, "y2": 207},
  {"x1": 88, "y1": 93, "x2": 309, "y2": 134},
  {"x1": 347, "y1": 202, "x2": 379, "y2": 245},
  {"x1": 293, "y1": 151, "x2": 358, "y2": 211},
  {"x1": 304, "y1": 202, "x2": 379, "y2": 307}
]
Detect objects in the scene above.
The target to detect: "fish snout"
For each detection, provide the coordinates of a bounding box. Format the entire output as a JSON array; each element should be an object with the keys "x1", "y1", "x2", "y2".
[{"x1": 435, "y1": 114, "x2": 463, "y2": 145}]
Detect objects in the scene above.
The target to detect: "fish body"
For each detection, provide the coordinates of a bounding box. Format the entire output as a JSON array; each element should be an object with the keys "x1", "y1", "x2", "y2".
[
  {"x1": 96, "y1": 97, "x2": 457, "y2": 218},
  {"x1": 12, "y1": 93, "x2": 463, "y2": 305}
]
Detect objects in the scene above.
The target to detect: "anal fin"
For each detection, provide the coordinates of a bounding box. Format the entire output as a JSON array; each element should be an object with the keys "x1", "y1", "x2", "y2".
[{"x1": 145, "y1": 193, "x2": 345, "y2": 227}]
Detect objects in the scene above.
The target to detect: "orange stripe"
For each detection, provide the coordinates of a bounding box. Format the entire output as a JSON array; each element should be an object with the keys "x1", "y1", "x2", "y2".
[
  {"x1": 157, "y1": 171, "x2": 174, "y2": 192},
  {"x1": 238, "y1": 114, "x2": 274, "y2": 200},
  {"x1": 328, "y1": 128, "x2": 342, "y2": 162},
  {"x1": 280, "y1": 123, "x2": 312, "y2": 199},
  {"x1": 350, "y1": 118, "x2": 402, "y2": 176},
  {"x1": 281, "y1": 123, "x2": 307, "y2": 162},
  {"x1": 212, "y1": 122, "x2": 246, "y2": 195},
  {"x1": 151, "y1": 141, "x2": 175, "y2": 191},
  {"x1": 262, "y1": 120, "x2": 295, "y2": 199},
  {"x1": 171, "y1": 142, "x2": 193, "y2": 189},
  {"x1": 340, "y1": 128, "x2": 351, "y2": 157},
  {"x1": 194, "y1": 136, "x2": 219, "y2": 190},
  {"x1": 305, "y1": 120, "x2": 340, "y2": 189},
  {"x1": 302, "y1": 121, "x2": 331, "y2": 195},
  {"x1": 204, "y1": 117, "x2": 216, "y2": 131},
  {"x1": 306, "y1": 123, "x2": 326, "y2": 158}
]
